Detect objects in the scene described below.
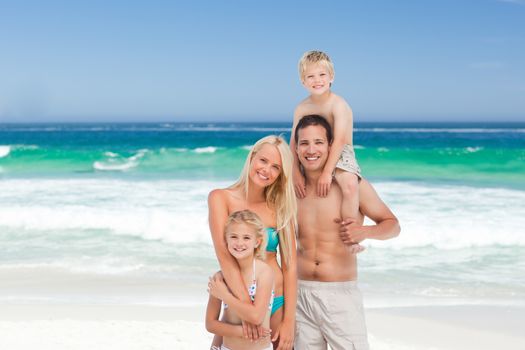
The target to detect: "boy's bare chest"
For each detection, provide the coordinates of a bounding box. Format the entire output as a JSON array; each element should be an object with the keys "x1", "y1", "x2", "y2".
[{"x1": 301, "y1": 103, "x2": 334, "y2": 125}]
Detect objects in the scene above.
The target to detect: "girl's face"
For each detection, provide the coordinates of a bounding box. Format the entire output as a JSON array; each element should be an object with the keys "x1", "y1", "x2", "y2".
[
  {"x1": 249, "y1": 143, "x2": 282, "y2": 189},
  {"x1": 225, "y1": 222, "x2": 260, "y2": 260}
]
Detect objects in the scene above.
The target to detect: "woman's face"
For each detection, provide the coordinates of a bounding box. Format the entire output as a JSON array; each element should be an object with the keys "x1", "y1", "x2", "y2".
[{"x1": 249, "y1": 143, "x2": 282, "y2": 188}]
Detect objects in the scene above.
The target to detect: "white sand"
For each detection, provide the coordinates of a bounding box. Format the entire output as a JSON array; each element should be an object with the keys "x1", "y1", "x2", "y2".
[
  {"x1": 1, "y1": 303, "x2": 524, "y2": 350},
  {"x1": 1, "y1": 268, "x2": 524, "y2": 349},
  {"x1": 366, "y1": 306, "x2": 525, "y2": 350},
  {"x1": 0, "y1": 305, "x2": 213, "y2": 350}
]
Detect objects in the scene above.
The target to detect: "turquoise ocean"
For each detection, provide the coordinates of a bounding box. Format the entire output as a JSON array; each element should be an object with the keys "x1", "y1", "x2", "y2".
[{"x1": 1, "y1": 122, "x2": 524, "y2": 307}]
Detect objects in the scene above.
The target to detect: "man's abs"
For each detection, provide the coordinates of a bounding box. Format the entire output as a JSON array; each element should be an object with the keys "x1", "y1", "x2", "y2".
[{"x1": 297, "y1": 242, "x2": 358, "y2": 281}]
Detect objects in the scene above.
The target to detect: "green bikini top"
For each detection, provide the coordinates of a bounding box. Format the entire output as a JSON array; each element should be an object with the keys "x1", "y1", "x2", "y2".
[{"x1": 266, "y1": 227, "x2": 279, "y2": 253}]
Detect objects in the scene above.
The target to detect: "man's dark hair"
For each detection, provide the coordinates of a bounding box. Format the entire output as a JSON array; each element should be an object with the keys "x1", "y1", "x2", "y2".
[{"x1": 294, "y1": 115, "x2": 333, "y2": 144}]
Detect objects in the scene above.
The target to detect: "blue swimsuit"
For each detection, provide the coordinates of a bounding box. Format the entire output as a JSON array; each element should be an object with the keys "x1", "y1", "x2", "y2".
[{"x1": 265, "y1": 227, "x2": 285, "y2": 315}]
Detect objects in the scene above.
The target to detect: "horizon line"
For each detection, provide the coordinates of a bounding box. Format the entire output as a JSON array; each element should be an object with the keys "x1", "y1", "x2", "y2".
[{"x1": 1, "y1": 120, "x2": 524, "y2": 125}]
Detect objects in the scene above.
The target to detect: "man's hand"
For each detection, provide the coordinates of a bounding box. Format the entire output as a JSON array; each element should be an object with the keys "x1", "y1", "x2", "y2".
[
  {"x1": 272, "y1": 319, "x2": 294, "y2": 350},
  {"x1": 317, "y1": 171, "x2": 332, "y2": 197},
  {"x1": 335, "y1": 218, "x2": 368, "y2": 250},
  {"x1": 293, "y1": 168, "x2": 306, "y2": 198}
]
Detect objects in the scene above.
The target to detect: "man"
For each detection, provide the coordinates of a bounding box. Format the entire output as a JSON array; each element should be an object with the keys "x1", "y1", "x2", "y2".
[{"x1": 293, "y1": 115, "x2": 400, "y2": 350}]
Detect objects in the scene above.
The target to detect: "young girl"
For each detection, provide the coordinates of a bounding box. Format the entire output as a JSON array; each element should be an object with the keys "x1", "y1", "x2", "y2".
[
  {"x1": 206, "y1": 210, "x2": 275, "y2": 350},
  {"x1": 208, "y1": 135, "x2": 297, "y2": 350}
]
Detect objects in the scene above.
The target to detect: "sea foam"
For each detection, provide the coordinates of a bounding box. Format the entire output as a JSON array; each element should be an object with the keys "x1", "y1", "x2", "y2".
[
  {"x1": 364, "y1": 182, "x2": 525, "y2": 249},
  {"x1": 93, "y1": 150, "x2": 148, "y2": 171},
  {"x1": 0, "y1": 146, "x2": 11, "y2": 158},
  {"x1": 194, "y1": 147, "x2": 217, "y2": 153},
  {"x1": 1, "y1": 179, "x2": 524, "y2": 249}
]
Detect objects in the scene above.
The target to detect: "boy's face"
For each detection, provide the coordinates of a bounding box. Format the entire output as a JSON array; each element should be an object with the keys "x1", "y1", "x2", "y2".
[{"x1": 301, "y1": 63, "x2": 333, "y2": 96}]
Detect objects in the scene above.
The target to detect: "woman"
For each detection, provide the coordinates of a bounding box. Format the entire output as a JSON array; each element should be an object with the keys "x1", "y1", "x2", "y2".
[{"x1": 208, "y1": 135, "x2": 297, "y2": 350}]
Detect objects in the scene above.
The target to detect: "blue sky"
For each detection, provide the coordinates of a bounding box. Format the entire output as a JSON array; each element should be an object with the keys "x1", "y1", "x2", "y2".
[{"x1": 0, "y1": 0, "x2": 524, "y2": 122}]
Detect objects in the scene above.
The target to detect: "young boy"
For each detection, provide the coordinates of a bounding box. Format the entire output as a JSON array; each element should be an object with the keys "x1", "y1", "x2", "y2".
[{"x1": 290, "y1": 50, "x2": 362, "y2": 227}]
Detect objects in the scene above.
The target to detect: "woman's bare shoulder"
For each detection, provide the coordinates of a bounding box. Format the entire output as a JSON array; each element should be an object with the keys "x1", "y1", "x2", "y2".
[{"x1": 255, "y1": 259, "x2": 274, "y2": 278}]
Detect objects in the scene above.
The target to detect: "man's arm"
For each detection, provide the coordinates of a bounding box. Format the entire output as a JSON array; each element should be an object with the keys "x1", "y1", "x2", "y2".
[{"x1": 339, "y1": 179, "x2": 400, "y2": 244}]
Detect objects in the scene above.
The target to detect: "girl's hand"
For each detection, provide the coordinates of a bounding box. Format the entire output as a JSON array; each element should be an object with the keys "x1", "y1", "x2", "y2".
[{"x1": 208, "y1": 274, "x2": 230, "y2": 301}]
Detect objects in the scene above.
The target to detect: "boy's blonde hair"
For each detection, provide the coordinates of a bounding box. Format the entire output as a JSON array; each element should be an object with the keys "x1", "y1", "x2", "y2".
[
  {"x1": 298, "y1": 50, "x2": 335, "y2": 80},
  {"x1": 225, "y1": 210, "x2": 267, "y2": 260},
  {"x1": 230, "y1": 135, "x2": 297, "y2": 266}
]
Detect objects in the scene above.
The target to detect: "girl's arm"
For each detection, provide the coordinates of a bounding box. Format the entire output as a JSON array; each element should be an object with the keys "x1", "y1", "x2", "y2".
[
  {"x1": 210, "y1": 263, "x2": 274, "y2": 326},
  {"x1": 208, "y1": 189, "x2": 251, "y2": 302},
  {"x1": 272, "y1": 224, "x2": 298, "y2": 349},
  {"x1": 205, "y1": 294, "x2": 244, "y2": 338}
]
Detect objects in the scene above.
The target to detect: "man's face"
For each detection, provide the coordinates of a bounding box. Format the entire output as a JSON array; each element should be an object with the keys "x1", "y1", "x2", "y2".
[{"x1": 296, "y1": 125, "x2": 330, "y2": 173}]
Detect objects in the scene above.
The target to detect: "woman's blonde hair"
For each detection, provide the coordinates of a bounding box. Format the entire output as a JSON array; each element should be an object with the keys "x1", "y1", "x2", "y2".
[
  {"x1": 230, "y1": 135, "x2": 297, "y2": 266},
  {"x1": 225, "y1": 210, "x2": 267, "y2": 260}
]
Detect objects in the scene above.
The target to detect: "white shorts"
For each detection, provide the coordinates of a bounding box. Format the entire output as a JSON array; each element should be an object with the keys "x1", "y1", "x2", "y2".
[
  {"x1": 219, "y1": 344, "x2": 273, "y2": 350},
  {"x1": 295, "y1": 280, "x2": 369, "y2": 350}
]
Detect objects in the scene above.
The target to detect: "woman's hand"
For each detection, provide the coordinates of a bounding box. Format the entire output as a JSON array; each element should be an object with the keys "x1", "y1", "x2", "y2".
[
  {"x1": 272, "y1": 319, "x2": 295, "y2": 350},
  {"x1": 208, "y1": 273, "x2": 231, "y2": 301}
]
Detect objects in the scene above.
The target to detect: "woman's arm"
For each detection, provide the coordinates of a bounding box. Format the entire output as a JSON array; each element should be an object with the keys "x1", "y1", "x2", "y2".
[
  {"x1": 273, "y1": 225, "x2": 298, "y2": 350},
  {"x1": 208, "y1": 189, "x2": 251, "y2": 301},
  {"x1": 205, "y1": 294, "x2": 244, "y2": 338},
  {"x1": 210, "y1": 264, "x2": 274, "y2": 326}
]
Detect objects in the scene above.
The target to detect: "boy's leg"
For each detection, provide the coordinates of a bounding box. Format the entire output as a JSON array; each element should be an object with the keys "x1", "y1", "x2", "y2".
[{"x1": 334, "y1": 169, "x2": 360, "y2": 224}]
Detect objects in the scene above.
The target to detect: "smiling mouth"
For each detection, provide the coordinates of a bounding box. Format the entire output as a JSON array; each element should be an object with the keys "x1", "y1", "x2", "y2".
[
  {"x1": 305, "y1": 156, "x2": 320, "y2": 161},
  {"x1": 257, "y1": 171, "x2": 269, "y2": 180}
]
